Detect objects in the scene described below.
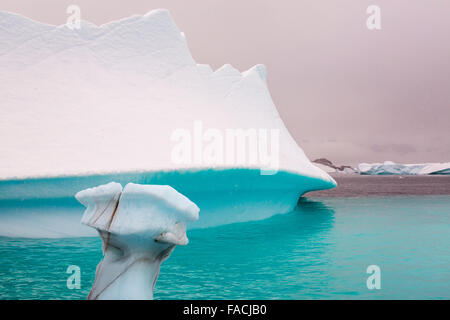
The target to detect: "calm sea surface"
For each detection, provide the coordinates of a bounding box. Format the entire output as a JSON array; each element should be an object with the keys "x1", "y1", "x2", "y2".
[{"x1": 0, "y1": 193, "x2": 449, "y2": 299}]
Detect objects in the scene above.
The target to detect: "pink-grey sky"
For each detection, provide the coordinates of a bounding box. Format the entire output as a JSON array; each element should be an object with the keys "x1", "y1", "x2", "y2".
[{"x1": 1, "y1": 0, "x2": 449, "y2": 165}]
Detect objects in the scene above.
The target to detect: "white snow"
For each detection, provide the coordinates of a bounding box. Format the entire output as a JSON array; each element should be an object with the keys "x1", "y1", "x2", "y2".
[
  {"x1": 0, "y1": 9, "x2": 336, "y2": 238},
  {"x1": 358, "y1": 161, "x2": 450, "y2": 175},
  {"x1": 76, "y1": 182, "x2": 199, "y2": 299},
  {"x1": 0, "y1": 9, "x2": 333, "y2": 185}
]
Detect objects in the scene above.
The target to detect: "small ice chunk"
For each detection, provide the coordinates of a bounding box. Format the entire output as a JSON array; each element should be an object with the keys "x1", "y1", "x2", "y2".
[{"x1": 75, "y1": 182, "x2": 199, "y2": 300}]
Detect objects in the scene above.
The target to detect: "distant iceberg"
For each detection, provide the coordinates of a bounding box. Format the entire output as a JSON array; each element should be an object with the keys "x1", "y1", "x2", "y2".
[
  {"x1": 0, "y1": 10, "x2": 335, "y2": 237},
  {"x1": 358, "y1": 161, "x2": 450, "y2": 175}
]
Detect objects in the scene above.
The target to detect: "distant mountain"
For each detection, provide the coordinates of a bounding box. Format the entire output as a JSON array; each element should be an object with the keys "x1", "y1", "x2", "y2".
[{"x1": 313, "y1": 158, "x2": 355, "y2": 173}]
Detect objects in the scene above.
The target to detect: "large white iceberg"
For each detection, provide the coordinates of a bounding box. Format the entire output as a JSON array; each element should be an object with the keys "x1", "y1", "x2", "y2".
[
  {"x1": 0, "y1": 9, "x2": 335, "y2": 237},
  {"x1": 76, "y1": 182, "x2": 199, "y2": 299},
  {"x1": 358, "y1": 161, "x2": 450, "y2": 175}
]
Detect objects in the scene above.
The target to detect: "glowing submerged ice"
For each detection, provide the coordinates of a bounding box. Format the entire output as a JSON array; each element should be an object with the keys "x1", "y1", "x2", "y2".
[{"x1": 76, "y1": 182, "x2": 199, "y2": 299}]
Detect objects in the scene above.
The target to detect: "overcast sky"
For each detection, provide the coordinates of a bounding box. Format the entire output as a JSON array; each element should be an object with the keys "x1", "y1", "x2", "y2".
[{"x1": 2, "y1": 0, "x2": 449, "y2": 165}]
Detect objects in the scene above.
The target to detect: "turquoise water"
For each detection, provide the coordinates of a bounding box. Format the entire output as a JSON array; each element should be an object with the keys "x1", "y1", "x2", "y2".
[{"x1": 0, "y1": 195, "x2": 449, "y2": 299}]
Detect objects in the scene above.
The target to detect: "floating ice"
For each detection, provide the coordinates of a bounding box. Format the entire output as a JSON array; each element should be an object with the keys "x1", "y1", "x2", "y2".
[
  {"x1": 0, "y1": 9, "x2": 335, "y2": 238},
  {"x1": 76, "y1": 182, "x2": 199, "y2": 299},
  {"x1": 358, "y1": 161, "x2": 450, "y2": 175}
]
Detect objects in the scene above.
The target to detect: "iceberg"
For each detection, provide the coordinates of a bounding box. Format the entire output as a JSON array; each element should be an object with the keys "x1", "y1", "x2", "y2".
[
  {"x1": 0, "y1": 9, "x2": 335, "y2": 238},
  {"x1": 358, "y1": 161, "x2": 450, "y2": 175},
  {"x1": 76, "y1": 182, "x2": 199, "y2": 299}
]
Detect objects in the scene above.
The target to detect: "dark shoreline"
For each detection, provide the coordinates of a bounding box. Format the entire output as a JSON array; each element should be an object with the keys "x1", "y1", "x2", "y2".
[{"x1": 306, "y1": 174, "x2": 450, "y2": 197}]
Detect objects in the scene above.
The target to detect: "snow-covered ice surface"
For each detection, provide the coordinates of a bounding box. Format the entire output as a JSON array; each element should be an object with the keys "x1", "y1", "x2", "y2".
[
  {"x1": 76, "y1": 182, "x2": 199, "y2": 299},
  {"x1": 0, "y1": 9, "x2": 332, "y2": 181},
  {"x1": 313, "y1": 163, "x2": 337, "y2": 173},
  {"x1": 358, "y1": 161, "x2": 450, "y2": 175},
  {"x1": 0, "y1": 9, "x2": 335, "y2": 237}
]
